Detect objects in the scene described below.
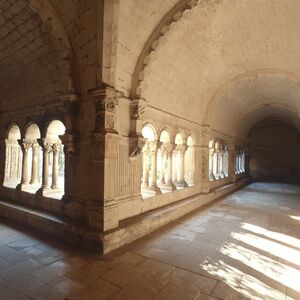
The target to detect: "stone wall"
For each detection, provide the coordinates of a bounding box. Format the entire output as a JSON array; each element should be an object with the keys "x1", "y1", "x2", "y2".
[{"x1": 250, "y1": 120, "x2": 300, "y2": 183}]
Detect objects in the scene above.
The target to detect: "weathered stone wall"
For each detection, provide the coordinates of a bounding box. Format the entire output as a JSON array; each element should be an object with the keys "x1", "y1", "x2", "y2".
[{"x1": 250, "y1": 120, "x2": 300, "y2": 183}]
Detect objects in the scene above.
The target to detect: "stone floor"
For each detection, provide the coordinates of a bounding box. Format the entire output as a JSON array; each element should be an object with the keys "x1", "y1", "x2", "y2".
[{"x1": 0, "y1": 182, "x2": 299, "y2": 300}]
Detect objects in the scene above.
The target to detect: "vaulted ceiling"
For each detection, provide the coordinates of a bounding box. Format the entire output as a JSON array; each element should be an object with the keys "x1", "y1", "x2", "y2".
[{"x1": 116, "y1": 0, "x2": 300, "y2": 138}]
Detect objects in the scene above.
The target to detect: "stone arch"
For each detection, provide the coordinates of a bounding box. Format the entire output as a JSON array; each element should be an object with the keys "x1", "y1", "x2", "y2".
[
  {"x1": 142, "y1": 123, "x2": 158, "y2": 141},
  {"x1": 4, "y1": 124, "x2": 22, "y2": 188},
  {"x1": 41, "y1": 120, "x2": 67, "y2": 198},
  {"x1": 7, "y1": 124, "x2": 21, "y2": 140},
  {"x1": 204, "y1": 68, "x2": 300, "y2": 125},
  {"x1": 21, "y1": 122, "x2": 43, "y2": 191},
  {"x1": 25, "y1": 123, "x2": 41, "y2": 140},
  {"x1": 159, "y1": 127, "x2": 173, "y2": 144},
  {"x1": 234, "y1": 104, "x2": 300, "y2": 139},
  {"x1": 175, "y1": 131, "x2": 186, "y2": 145},
  {"x1": 141, "y1": 122, "x2": 161, "y2": 196},
  {"x1": 46, "y1": 120, "x2": 66, "y2": 141},
  {"x1": 248, "y1": 117, "x2": 300, "y2": 140},
  {"x1": 40, "y1": 114, "x2": 66, "y2": 139},
  {"x1": 130, "y1": 0, "x2": 200, "y2": 99}
]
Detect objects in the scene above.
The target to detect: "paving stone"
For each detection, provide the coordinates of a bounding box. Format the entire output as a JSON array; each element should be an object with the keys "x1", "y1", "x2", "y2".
[{"x1": 0, "y1": 183, "x2": 298, "y2": 299}]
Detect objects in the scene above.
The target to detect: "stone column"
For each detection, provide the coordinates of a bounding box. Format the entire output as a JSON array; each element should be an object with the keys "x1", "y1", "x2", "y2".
[
  {"x1": 213, "y1": 151, "x2": 219, "y2": 180},
  {"x1": 166, "y1": 144, "x2": 176, "y2": 190},
  {"x1": 148, "y1": 141, "x2": 161, "y2": 194},
  {"x1": 51, "y1": 143, "x2": 61, "y2": 189},
  {"x1": 4, "y1": 140, "x2": 10, "y2": 181},
  {"x1": 39, "y1": 140, "x2": 52, "y2": 191},
  {"x1": 158, "y1": 146, "x2": 166, "y2": 186},
  {"x1": 176, "y1": 145, "x2": 188, "y2": 187},
  {"x1": 88, "y1": 86, "x2": 123, "y2": 233},
  {"x1": 237, "y1": 152, "x2": 241, "y2": 174},
  {"x1": 20, "y1": 141, "x2": 32, "y2": 185},
  {"x1": 228, "y1": 142, "x2": 238, "y2": 182},
  {"x1": 218, "y1": 151, "x2": 225, "y2": 178},
  {"x1": 30, "y1": 142, "x2": 40, "y2": 185},
  {"x1": 208, "y1": 148, "x2": 214, "y2": 181},
  {"x1": 188, "y1": 145, "x2": 195, "y2": 185},
  {"x1": 141, "y1": 145, "x2": 149, "y2": 188},
  {"x1": 172, "y1": 150, "x2": 178, "y2": 184}
]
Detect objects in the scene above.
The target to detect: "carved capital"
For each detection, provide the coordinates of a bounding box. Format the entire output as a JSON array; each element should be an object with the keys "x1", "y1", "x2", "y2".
[
  {"x1": 32, "y1": 142, "x2": 40, "y2": 153},
  {"x1": 91, "y1": 86, "x2": 122, "y2": 113},
  {"x1": 52, "y1": 142, "x2": 62, "y2": 153},
  {"x1": 89, "y1": 86, "x2": 123, "y2": 133},
  {"x1": 149, "y1": 141, "x2": 161, "y2": 153},
  {"x1": 19, "y1": 140, "x2": 32, "y2": 152},
  {"x1": 165, "y1": 143, "x2": 174, "y2": 154},
  {"x1": 130, "y1": 98, "x2": 147, "y2": 120},
  {"x1": 129, "y1": 135, "x2": 147, "y2": 157},
  {"x1": 38, "y1": 139, "x2": 53, "y2": 152},
  {"x1": 176, "y1": 144, "x2": 188, "y2": 153}
]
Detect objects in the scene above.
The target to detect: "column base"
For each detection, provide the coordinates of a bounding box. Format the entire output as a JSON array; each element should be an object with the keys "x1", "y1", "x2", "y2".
[
  {"x1": 16, "y1": 183, "x2": 31, "y2": 192},
  {"x1": 164, "y1": 181, "x2": 177, "y2": 191},
  {"x1": 36, "y1": 186, "x2": 51, "y2": 196},
  {"x1": 218, "y1": 173, "x2": 225, "y2": 179},
  {"x1": 36, "y1": 186, "x2": 62, "y2": 197},
  {"x1": 143, "y1": 185, "x2": 162, "y2": 196},
  {"x1": 176, "y1": 180, "x2": 188, "y2": 188},
  {"x1": 158, "y1": 180, "x2": 166, "y2": 188}
]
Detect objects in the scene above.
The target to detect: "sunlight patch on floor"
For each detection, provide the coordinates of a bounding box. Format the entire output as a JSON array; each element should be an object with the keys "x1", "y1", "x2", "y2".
[
  {"x1": 221, "y1": 242, "x2": 300, "y2": 293},
  {"x1": 200, "y1": 260, "x2": 292, "y2": 300},
  {"x1": 242, "y1": 222, "x2": 300, "y2": 249},
  {"x1": 232, "y1": 231, "x2": 300, "y2": 267},
  {"x1": 290, "y1": 215, "x2": 300, "y2": 221}
]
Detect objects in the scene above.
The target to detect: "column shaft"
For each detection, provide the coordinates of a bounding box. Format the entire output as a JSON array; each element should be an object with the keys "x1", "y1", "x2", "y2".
[
  {"x1": 42, "y1": 145, "x2": 51, "y2": 189},
  {"x1": 158, "y1": 149, "x2": 166, "y2": 185},
  {"x1": 51, "y1": 144, "x2": 60, "y2": 189},
  {"x1": 176, "y1": 146, "x2": 188, "y2": 187},
  {"x1": 142, "y1": 149, "x2": 149, "y2": 188},
  {"x1": 150, "y1": 151, "x2": 157, "y2": 187},
  {"x1": 209, "y1": 150, "x2": 214, "y2": 180},
  {"x1": 166, "y1": 151, "x2": 173, "y2": 185},
  {"x1": 30, "y1": 143, "x2": 39, "y2": 184},
  {"x1": 21, "y1": 142, "x2": 32, "y2": 185}
]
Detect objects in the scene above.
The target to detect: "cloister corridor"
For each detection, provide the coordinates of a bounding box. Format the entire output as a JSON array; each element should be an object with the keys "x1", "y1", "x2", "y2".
[{"x1": 0, "y1": 182, "x2": 298, "y2": 300}]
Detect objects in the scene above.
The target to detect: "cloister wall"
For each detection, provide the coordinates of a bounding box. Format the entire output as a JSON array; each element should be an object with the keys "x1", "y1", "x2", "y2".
[{"x1": 250, "y1": 120, "x2": 300, "y2": 183}]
